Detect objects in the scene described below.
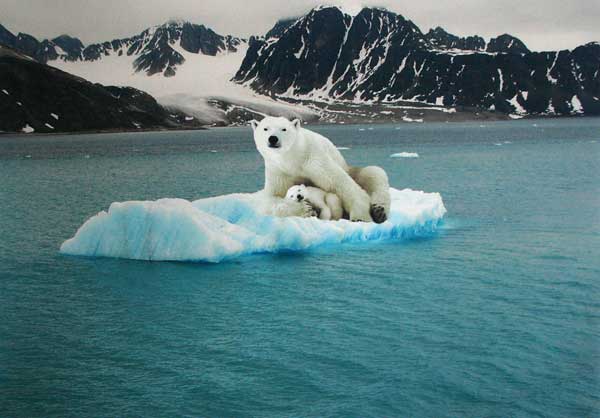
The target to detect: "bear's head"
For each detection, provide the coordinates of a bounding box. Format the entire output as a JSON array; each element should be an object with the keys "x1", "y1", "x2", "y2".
[
  {"x1": 286, "y1": 184, "x2": 307, "y2": 202},
  {"x1": 249, "y1": 116, "x2": 302, "y2": 157}
]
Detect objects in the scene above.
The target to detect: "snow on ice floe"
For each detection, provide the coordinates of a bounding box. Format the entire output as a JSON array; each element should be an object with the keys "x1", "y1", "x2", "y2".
[
  {"x1": 60, "y1": 188, "x2": 446, "y2": 263},
  {"x1": 390, "y1": 152, "x2": 419, "y2": 158}
]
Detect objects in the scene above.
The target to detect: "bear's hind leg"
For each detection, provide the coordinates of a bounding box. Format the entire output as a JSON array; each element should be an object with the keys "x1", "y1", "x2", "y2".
[
  {"x1": 349, "y1": 166, "x2": 390, "y2": 224},
  {"x1": 325, "y1": 193, "x2": 343, "y2": 220},
  {"x1": 318, "y1": 205, "x2": 332, "y2": 220}
]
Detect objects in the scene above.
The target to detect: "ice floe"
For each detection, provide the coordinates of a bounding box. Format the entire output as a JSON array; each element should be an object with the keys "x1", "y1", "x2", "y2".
[{"x1": 60, "y1": 188, "x2": 446, "y2": 263}]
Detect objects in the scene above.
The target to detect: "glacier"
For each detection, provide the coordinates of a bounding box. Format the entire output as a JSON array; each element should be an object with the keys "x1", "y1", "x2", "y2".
[{"x1": 60, "y1": 188, "x2": 446, "y2": 263}]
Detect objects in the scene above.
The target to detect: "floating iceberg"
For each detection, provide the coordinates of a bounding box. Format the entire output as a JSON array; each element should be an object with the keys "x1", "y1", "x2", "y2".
[{"x1": 60, "y1": 188, "x2": 446, "y2": 263}]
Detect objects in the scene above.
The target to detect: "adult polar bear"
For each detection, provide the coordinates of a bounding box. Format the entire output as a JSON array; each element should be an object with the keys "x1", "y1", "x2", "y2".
[{"x1": 250, "y1": 116, "x2": 391, "y2": 223}]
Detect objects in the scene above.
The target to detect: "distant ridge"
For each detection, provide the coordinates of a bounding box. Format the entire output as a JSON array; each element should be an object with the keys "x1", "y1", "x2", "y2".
[{"x1": 0, "y1": 21, "x2": 244, "y2": 77}]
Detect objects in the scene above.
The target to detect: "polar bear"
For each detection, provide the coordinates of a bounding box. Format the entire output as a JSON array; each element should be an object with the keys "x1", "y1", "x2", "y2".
[
  {"x1": 250, "y1": 116, "x2": 390, "y2": 223},
  {"x1": 286, "y1": 184, "x2": 344, "y2": 221}
]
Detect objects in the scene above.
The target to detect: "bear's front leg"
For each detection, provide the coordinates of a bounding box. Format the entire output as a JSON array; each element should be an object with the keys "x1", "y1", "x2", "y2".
[
  {"x1": 264, "y1": 165, "x2": 296, "y2": 198},
  {"x1": 348, "y1": 166, "x2": 391, "y2": 224}
]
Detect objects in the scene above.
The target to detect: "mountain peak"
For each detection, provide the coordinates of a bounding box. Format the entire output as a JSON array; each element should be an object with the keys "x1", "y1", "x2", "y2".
[
  {"x1": 310, "y1": 5, "x2": 392, "y2": 17},
  {"x1": 164, "y1": 18, "x2": 188, "y2": 27},
  {"x1": 487, "y1": 33, "x2": 529, "y2": 54},
  {"x1": 0, "y1": 23, "x2": 17, "y2": 47}
]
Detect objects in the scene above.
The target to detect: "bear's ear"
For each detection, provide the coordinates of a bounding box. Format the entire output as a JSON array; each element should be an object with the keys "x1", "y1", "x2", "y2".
[
  {"x1": 249, "y1": 120, "x2": 259, "y2": 131},
  {"x1": 292, "y1": 119, "x2": 302, "y2": 129}
]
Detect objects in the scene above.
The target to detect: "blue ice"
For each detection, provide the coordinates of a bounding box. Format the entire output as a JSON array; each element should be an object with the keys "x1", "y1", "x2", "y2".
[{"x1": 60, "y1": 188, "x2": 446, "y2": 263}]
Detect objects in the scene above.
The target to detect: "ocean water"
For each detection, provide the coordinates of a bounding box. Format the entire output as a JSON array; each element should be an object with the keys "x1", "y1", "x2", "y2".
[{"x1": 1, "y1": 119, "x2": 599, "y2": 417}]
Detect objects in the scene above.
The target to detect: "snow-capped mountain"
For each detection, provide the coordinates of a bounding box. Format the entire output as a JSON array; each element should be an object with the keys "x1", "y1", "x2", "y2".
[
  {"x1": 234, "y1": 6, "x2": 600, "y2": 117},
  {"x1": 79, "y1": 20, "x2": 243, "y2": 77},
  {"x1": 0, "y1": 21, "x2": 243, "y2": 77}
]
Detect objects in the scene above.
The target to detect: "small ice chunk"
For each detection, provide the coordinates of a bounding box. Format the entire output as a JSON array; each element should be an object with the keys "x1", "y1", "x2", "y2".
[
  {"x1": 402, "y1": 116, "x2": 423, "y2": 123},
  {"x1": 390, "y1": 152, "x2": 419, "y2": 158}
]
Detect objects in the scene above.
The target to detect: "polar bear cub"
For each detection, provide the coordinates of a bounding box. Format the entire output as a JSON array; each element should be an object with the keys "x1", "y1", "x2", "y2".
[{"x1": 286, "y1": 184, "x2": 344, "y2": 221}]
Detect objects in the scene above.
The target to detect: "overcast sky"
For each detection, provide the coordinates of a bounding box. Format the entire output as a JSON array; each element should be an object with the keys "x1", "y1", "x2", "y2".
[{"x1": 1, "y1": 0, "x2": 598, "y2": 51}]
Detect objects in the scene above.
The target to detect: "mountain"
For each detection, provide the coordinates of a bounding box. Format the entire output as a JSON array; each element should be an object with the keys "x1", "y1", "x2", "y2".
[
  {"x1": 234, "y1": 6, "x2": 600, "y2": 117},
  {"x1": 3, "y1": 9, "x2": 598, "y2": 126},
  {"x1": 0, "y1": 20, "x2": 315, "y2": 127},
  {"x1": 0, "y1": 20, "x2": 244, "y2": 77},
  {"x1": 0, "y1": 23, "x2": 84, "y2": 63},
  {"x1": 0, "y1": 45, "x2": 202, "y2": 133}
]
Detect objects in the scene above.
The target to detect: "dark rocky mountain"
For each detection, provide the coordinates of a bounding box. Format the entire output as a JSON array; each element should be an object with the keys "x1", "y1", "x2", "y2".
[
  {"x1": 234, "y1": 6, "x2": 600, "y2": 117},
  {"x1": 425, "y1": 27, "x2": 486, "y2": 51},
  {"x1": 0, "y1": 23, "x2": 17, "y2": 46},
  {"x1": 51, "y1": 35, "x2": 85, "y2": 60},
  {"x1": 486, "y1": 34, "x2": 530, "y2": 55},
  {"x1": 0, "y1": 23, "x2": 86, "y2": 63},
  {"x1": 264, "y1": 18, "x2": 298, "y2": 40},
  {"x1": 0, "y1": 20, "x2": 244, "y2": 77},
  {"x1": 0, "y1": 45, "x2": 202, "y2": 133}
]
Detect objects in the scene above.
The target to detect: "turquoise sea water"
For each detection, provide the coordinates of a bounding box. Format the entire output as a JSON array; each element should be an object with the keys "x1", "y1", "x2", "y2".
[{"x1": 1, "y1": 119, "x2": 599, "y2": 416}]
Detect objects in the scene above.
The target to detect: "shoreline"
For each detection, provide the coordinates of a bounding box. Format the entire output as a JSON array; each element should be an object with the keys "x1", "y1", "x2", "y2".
[{"x1": 0, "y1": 114, "x2": 595, "y2": 138}]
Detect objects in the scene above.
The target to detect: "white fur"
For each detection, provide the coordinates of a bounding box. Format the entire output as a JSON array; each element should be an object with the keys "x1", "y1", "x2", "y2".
[
  {"x1": 250, "y1": 116, "x2": 390, "y2": 222},
  {"x1": 286, "y1": 184, "x2": 343, "y2": 221}
]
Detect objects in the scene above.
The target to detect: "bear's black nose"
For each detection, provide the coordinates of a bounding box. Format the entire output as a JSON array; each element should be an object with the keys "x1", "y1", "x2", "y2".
[
  {"x1": 268, "y1": 136, "x2": 279, "y2": 146},
  {"x1": 297, "y1": 194, "x2": 303, "y2": 201}
]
